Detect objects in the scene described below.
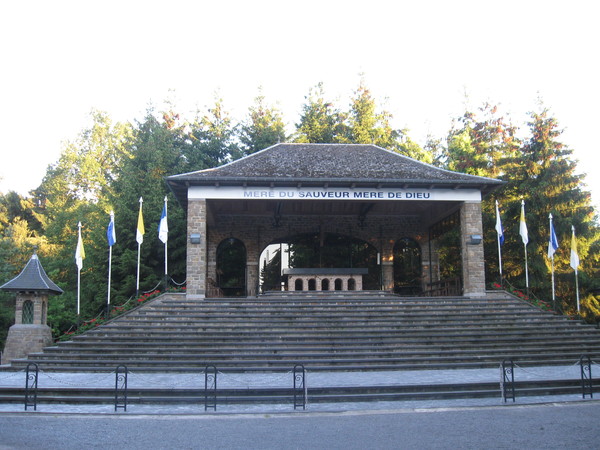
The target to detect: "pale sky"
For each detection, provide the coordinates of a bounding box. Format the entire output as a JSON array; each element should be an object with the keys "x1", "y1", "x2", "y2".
[{"x1": 1, "y1": 0, "x2": 598, "y2": 210}]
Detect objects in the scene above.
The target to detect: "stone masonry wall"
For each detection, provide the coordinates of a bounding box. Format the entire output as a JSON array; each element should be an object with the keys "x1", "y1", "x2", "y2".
[
  {"x1": 460, "y1": 201, "x2": 486, "y2": 297},
  {"x1": 205, "y1": 211, "x2": 423, "y2": 295},
  {"x1": 186, "y1": 199, "x2": 207, "y2": 299}
]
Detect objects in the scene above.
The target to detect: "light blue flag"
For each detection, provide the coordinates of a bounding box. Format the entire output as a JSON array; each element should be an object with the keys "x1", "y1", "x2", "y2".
[{"x1": 107, "y1": 212, "x2": 116, "y2": 247}]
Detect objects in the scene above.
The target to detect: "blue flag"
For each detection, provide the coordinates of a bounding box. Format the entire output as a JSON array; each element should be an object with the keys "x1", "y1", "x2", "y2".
[
  {"x1": 158, "y1": 198, "x2": 168, "y2": 244},
  {"x1": 548, "y1": 216, "x2": 559, "y2": 259},
  {"x1": 107, "y1": 213, "x2": 116, "y2": 247}
]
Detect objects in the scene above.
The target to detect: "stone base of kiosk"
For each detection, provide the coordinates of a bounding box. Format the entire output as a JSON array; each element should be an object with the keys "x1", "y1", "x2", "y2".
[{"x1": 283, "y1": 268, "x2": 368, "y2": 292}]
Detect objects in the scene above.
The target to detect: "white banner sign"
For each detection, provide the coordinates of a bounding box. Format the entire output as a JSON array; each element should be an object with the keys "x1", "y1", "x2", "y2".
[{"x1": 189, "y1": 186, "x2": 481, "y2": 202}]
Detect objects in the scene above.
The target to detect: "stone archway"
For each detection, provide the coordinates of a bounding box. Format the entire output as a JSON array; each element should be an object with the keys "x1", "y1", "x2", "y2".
[
  {"x1": 259, "y1": 232, "x2": 381, "y2": 292},
  {"x1": 216, "y1": 238, "x2": 247, "y2": 296},
  {"x1": 393, "y1": 237, "x2": 422, "y2": 295}
]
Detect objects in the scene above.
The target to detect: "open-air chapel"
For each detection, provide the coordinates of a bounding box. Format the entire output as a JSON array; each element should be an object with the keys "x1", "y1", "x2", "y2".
[
  {"x1": 166, "y1": 143, "x2": 504, "y2": 299},
  {"x1": 1, "y1": 143, "x2": 598, "y2": 409}
]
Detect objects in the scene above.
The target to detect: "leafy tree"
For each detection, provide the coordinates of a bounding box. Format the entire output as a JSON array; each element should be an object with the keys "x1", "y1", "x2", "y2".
[
  {"x1": 446, "y1": 103, "x2": 519, "y2": 178},
  {"x1": 444, "y1": 103, "x2": 521, "y2": 283},
  {"x1": 239, "y1": 91, "x2": 287, "y2": 155},
  {"x1": 0, "y1": 192, "x2": 43, "y2": 235},
  {"x1": 33, "y1": 110, "x2": 132, "y2": 210}
]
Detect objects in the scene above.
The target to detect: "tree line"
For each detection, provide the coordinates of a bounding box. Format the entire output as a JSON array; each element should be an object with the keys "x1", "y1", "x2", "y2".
[{"x1": 1, "y1": 80, "x2": 598, "y2": 347}]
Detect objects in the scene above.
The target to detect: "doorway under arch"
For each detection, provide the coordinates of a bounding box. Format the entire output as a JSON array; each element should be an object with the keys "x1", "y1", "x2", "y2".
[
  {"x1": 393, "y1": 237, "x2": 422, "y2": 295},
  {"x1": 216, "y1": 238, "x2": 247, "y2": 296},
  {"x1": 259, "y1": 232, "x2": 381, "y2": 292}
]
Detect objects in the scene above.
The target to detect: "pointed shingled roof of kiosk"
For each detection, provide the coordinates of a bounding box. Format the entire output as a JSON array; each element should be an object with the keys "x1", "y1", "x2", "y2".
[
  {"x1": 0, "y1": 251, "x2": 63, "y2": 295},
  {"x1": 167, "y1": 143, "x2": 504, "y2": 208}
]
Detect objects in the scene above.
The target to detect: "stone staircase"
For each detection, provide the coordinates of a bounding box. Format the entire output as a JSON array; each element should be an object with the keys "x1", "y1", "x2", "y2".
[{"x1": 8, "y1": 291, "x2": 600, "y2": 372}]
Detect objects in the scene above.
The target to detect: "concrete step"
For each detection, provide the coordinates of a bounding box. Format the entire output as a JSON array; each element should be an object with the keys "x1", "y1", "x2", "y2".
[{"x1": 10, "y1": 293, "x2": 600, "y2": 372}]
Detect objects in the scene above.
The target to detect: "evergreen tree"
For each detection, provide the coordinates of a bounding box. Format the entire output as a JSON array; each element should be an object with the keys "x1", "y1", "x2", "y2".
[
  {"x1": 109, "y1": 111, "x2": 187, "y2": 304},
  {"x1": 239, "y1": 91, "x2": 287, "y2": 155},
  {"x1": 446, "y1": 103, "x2": 519, "y2": 178},
  {"x1": 293, "y1": 83, "x2": 348, "y2": 143},
  {"x1": 181, "y1": 97, "x2": 241, "y2": 171},
  {"x1": 499, "y1": 107, "x2": 598, "y2": 316},
  {"x1": 346, "y1": 79, "x2": 397, "y2": 147},
  {"x1": 346, "y1": 79, "x2": 432, "y2": 162}
]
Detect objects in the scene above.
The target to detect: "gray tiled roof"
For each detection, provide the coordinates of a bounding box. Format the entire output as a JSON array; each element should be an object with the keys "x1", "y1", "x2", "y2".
[
  {"x1": 167, "y1": 143, "x2": 503, "y2": 206},
  {"x1": 170, "y1": 143, "x2": 502, "y2": 183},
  {"x1": 0, "y1": 253, "x2": 63, "y2": 294}
]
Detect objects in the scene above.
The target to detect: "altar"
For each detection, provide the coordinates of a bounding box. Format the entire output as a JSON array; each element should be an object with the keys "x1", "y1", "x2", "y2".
[{"x1": 283, "y1": 268, "x2": 369, "y2": 292}]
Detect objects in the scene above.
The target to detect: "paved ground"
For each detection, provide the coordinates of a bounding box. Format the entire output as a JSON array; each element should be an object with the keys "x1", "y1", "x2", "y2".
[
  {"x1": 1, "y1": 365, "x2": 598, "y2": 448},
  {"x1": 0, "y1": 363, "x2": 592, "y2": 414},
  {"x1": 0, "y1": 364, "x2": 595, "y2": 414},
  {"x1": 0, "y1": 363, "x2": 588, "y2": 389},
  {"x1": 1, "y1": 401, "x2": 599, "y2": 449}
]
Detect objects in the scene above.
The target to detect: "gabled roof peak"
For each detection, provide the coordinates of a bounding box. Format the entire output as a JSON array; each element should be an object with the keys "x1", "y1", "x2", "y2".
[{"x1": 0, "y1": 252, "x2": 63, "y2": 295}]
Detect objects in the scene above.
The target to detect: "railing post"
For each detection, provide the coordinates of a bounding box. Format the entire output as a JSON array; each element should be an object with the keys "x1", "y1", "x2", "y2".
[
  {"x1": 293, "y1": 364, "x2": 306, "y2": 410},
  {"x1": 580, "y1": 355, "x2": 593, "y2": 399},
  {"x1": 204, "y1": 365, "x2": 217, "y2": 411},
  {"x1": 115, "y1": 365, "x2": 128, "y2": 412},
  {"x1": 24, "y1": 363, "x2": 39, "y2": 411},
  {"x1": 501, "y1": 359, "x2": 515, "y2": 403}
]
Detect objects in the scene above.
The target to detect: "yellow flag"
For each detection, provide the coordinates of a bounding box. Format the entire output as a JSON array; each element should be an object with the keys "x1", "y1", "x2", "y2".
[
  {"x1": 136, "y1": 197, "x2": 145, "y2": 245},
  {"x1": 75, "y1": 222, "x2": 85, "y2": 270}
]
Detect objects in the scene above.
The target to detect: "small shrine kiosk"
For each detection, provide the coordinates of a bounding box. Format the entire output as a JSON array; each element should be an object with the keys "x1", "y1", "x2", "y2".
[
  {"x1": 1, "y1": 251, "x2": 63, "y2": 364},
  {"x1": 166, "y1": 143, "x2": 503, "y2": 299}
]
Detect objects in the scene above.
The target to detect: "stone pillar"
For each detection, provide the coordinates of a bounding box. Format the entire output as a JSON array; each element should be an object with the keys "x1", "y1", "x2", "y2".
[
  {"x1": 381, "y1": 262, "x2": 394, "y2": 292},
  {"x1": 355, "y1": 276, "x2": 363, "y2": 291},
  {"x1": 460, "y1": 201, "x2": 486, "y2": 297},
  {"x1": 187, "y1": 199, "x2": 207, "y2": 299},
  {"x1": 247, "y1": 261, "x2": 259, "y2": 297},
  {"x1": 3, "y1": 292, "x2": 52, "y2": 364}
]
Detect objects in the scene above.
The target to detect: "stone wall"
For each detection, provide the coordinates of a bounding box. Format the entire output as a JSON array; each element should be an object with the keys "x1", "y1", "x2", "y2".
[
  {"x1": 186, "y1": 199, "x2": 207, "y2": 299},
  {"x1": 2, "y1": 324, "x2": 52, "y2": 364},
  {"x1": 204, "y1": 210, "x2": 424, "y2": 296},
  {"x1": 460, "y1": 201, "x2": 486, "y2": 297},
  {"x1": 186, "y1": 199, "x2": 488, "y2": 298}
]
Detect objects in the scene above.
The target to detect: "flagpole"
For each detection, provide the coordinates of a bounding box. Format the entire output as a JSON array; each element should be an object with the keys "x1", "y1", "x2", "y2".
[
  {"x1": 136, "y1": 197, "x2": 144, "y2": 297},
  {"x1": 108, "y1": 245, "x2": 112, "y2": 303},
  {"x1": 549, "y1": 214, "x2": 556, "y2": 308},
  {"x1": 107, "y1": 211, "x2": 115, "y2": 317},
  {"x1": 575, "y1": 269, "x2": 580, "y2": 313},
  {"x1": 164, "y1": 197, "x2": 168, "y2": 289},
  {"x1": 495, "y1": 200, "x2": 503, "y2": 287},
  {"x1": 520, "y1": 200, "x2": 529, "y2": 292},
  {"x1": 571, "y1": 225, "x2": 580, "y2": 314},
  {"x1": 497, "y1": 234, "x2": 503, "y2": 285},
  {"x1": 76, "y1": 221, "x2": 83, "y2": 319},
  {"x1": 158, "y1": 196, "x2": 169, "y2": 290}
]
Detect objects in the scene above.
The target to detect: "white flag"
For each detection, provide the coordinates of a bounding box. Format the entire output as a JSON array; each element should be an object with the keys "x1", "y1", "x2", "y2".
[
  {"x1": 519, "y1": 200, "x2": 528, "y2": 245},
  {"x1": 158, "y1": 197, "x2": 168, "y2": 244},
  {"x1": 495, "y1": 200, "x2": 504, "y2": 245},
  {"x1": 570, "y1": 225, "x2": 579, "y2": 271},
  {"x1": 548, "y1": 214, "x2": 559, "y2": 259}
]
